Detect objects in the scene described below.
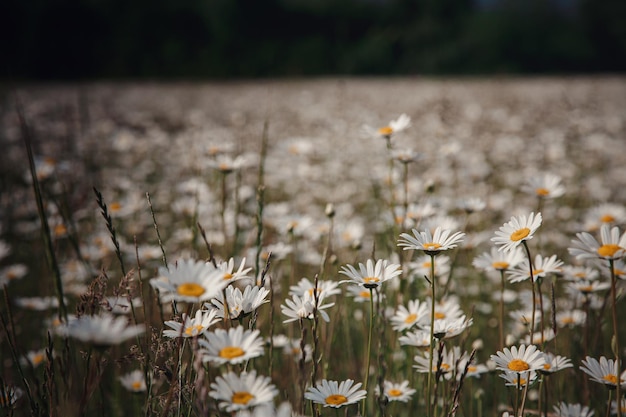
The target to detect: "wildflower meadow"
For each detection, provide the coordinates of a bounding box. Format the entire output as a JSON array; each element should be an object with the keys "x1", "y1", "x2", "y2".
[{"x1": 1, "y1": 77, "x2": 626, "y2": 417}]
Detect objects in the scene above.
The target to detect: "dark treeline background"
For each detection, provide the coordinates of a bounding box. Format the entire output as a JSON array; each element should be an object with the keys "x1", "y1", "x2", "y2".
[{"x1": 2, "y1": 0, "x2": 625, "y2": 80}]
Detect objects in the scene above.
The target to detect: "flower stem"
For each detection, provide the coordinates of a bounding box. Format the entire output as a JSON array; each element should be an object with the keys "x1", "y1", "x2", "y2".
[
  {"x1": 609, "y1": 258, "x2": 622, "y2": 417},
  {"x1": 521, "y1": 241, "x2": 536, "y2": 345},
  {"x1": 363, "y1": 287, "x2": 375, "y2": 417},
  {"x1": 427, "y1": 254, "x2": 436, "y2": 417}
]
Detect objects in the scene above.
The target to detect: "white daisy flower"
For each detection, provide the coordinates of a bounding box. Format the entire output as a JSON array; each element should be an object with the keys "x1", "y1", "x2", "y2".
[
  {"x1": 569, "y1": 224, "x2": 626, "y2": 261},
  {"x1": 56, "y1": 313, "x2": 144, "y2": 346},
  {"x1": 414, "y1": 345, "x2": 462, "y2": 378},
  {"x1": 398, "y1": 227, "x2": 465, "y2": 256},
  {"x1": 540, "y1": 353, "x2": 573, "y2": 374},
  {"x1": 14, "y1": 296, "x2": 61, "y2": 311},
  {"x1": 555, "y1": 310, "x2": 586, "y2": 328},
  {"x1": 375, "y1": 380, "x2": 416, "y2": 403},
  {"x1": 583, "y1": 203, "x2": 626, "y2": 232},
  {"x1": 522, "y1": 172, "x2": 565, "y2": 199},
  {"x1": 426, "y1": 315, "x2": 473, "y2": 340},
  {"x1": 163, "y1": 309, "x2": 220, "y2": 338},
  {"x1": 491, "y1": 212, "x2": 542, "y2": 253},
  {"x1": 567, "y1": 280, "x2": 610, "y2": 295},
  {"x1": 207, "y1": 285, "x2": 270, "y2": 320},
  {"x1": 304, "y1": 379, "x2": 367, "y2": 408},
  {"x1": 150, "y1": 259, "x2": 227, "y2": 303},
  {"x1": 102, "y1": 296, "x2": 142, "y2": 314},
  {"x1": 499, "y1": 370, "x2": 538, "y2": 389},
  {"x1": 199, "y1": 326, "x2": 265, "y2": 365},
  {"x1": 20, "y1": 349, "x2": 48, "y2": 368},
  {"x1": 289, "y1": 277, "x2": 341, "y2": 299},
  {"x1": 119, "y1": 369, "x2": 147, "y2": 393},
  {"x1": 506, "y1": 254, "x2": 564, "y2": 283},
  {"x1": 345, "y1": 284, "x2": 384, "y2": 303},
  {"x1": 473, "y1": 247, "x2": 525, "y2": 272},
  {"x1": 209, "y1": 370, "x2": 277, "y2": 412},
  {"x1": 553, "y1": 402, "x2": 595, "y2": 417},
  {"x1": 281, "y1": 292, "x2": 334, "y2": 323},
  {"x1": 0, "y1": 264, "x2": 28, "y2": 286},
  {"x1": 490, "y1": 344, "x2": 546, "y2": 374},
  {"x1": 363, "y1": 113, "x2": 411, "y2": 141},
  {"x1": 398, "y1": 329, "x2": 432, "y2": 348},
  {"x1": 580, "y1": 356, "x2": 626, "y2": 388},
  {"x1": 217, "y1": 257, "x2": 252, "y2": 284},
  {"x1": 339, "y1": 259, "x2": 402, "y2": 289},
  {"x1": 407, "y1": 255, "x2": 451, "y2": 282},
  {"x1": 611, "y1": 399, "x2": 626, "y2": 416},
  {"x1": 390, "y1": 299, "x2": 430, "y2": 331}
]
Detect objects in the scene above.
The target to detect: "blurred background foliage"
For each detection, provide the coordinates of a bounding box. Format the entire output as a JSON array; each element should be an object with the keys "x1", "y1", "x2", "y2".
[{"x1": 2, "y1": 0, "x2": 625, "y2": 80}]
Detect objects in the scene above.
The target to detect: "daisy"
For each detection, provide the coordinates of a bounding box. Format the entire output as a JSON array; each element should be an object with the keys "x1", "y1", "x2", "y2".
[
  {"x1": 458, "y1": 197, "x2": 487, "y2": 214},
  {"x1": 304, "y1": 379, "x2": 367, "y2": 408},
  {"x1": 391, "y1": 148, "x2": 423, "y2": 164},
  {"x1": 580, "y1": 356, "x2": 626, "y2": 388},
  {"x1": 0, "y1": 385, "x2": 23, "y2": 408},
  {"x1": 199, "y1": 326, "x2": 264, "y2": 365},
  {"x1": 119, "y1": 369, "x2": 147, "y2": 393},
  {"x1": 521, "y1": 328, "x2": 556, "y2": 345},
  {"x1": 426, "y1": 315, "x2": 473, "y2": 339},
  {"x1": 492, "y1": 212, "x2": 542, "y2": 253},
  {"x1": 390, "y1": 300, "x2": 430, "y2": 331},
  {"x1": 0, "y1": 264, "x2": 28, "y2": 286},
  {"x1": 150, "y1": 259, "x2": 227, "y2": 303},
  {"x1": 398, "y1": 329, "x2": 432, "y2": 348},
  {"x1": 339, "y1": 259, "x2": 402, "y2": 289},
  {"x1": 473, "y1": 247, "x2": 525, "y2": 272},
  {"x1": 14, "y1": 296, "x2": 61, "y2": 311},
  {"x1": 583, "y1": 203, "x2": 626, "y2": 231},
  {"x1": 56, "y1": 313, "x2": 144, "y2": 346},
  {"x1": 506, "y1": 254, "x2": 564, "y2": 283},
  {"x1": 102, "y1": 296, "x2": 143, "y2": 314},
  {"x1": 217, "y1": 257, "x2": 252, "y2": 285},
  {"x1": 540, "y1": 353, "x2": 573, "y2": 374},
  {"x1": 491, "y1": 345, "x2": 546, "y2": 374},
  {"x1": 567, "y1": 280, "x2": 610, "y2": 295},
  {"x1": 345, "y1": 284, "x2": 384, "y2": 303},
  {"x1": 569, "y1": 225, "x2": 626, "y2": 261},
  {"x1": 414, "y1": 345, "x2": 462, "y2": 378},
  {"x1": 289, "y1": 277, "x2": 341, "y2": 299},
  {"x1": 499, "y1": 370, "x2": 538, "y2": 389},
  {"x1": 459, "y1": 360, "x2": 489, "y2": 379},
  {"x1": 163, "y1": 309, "x2": 220, "y2": 338},
  {"x1": 561, "y1": 265, "x2": 600, "y2": 282},
  {"x1": 281, "y1": 292, "x2": 334, "y2": 323},
  {"x1": 209, "y1": 370, "x2": 277, "y2": 412},
  {"x1": 364, "y1": 113, "x2": 411, "y2": 141},
  {"x1": 553, "y1": 402, "x2": 595, "y2": 417},
  {"x1": 556, "y1": 309, "x2": 586, "y2": 328},
  {"x1": 398, "y1": 227, "x2": 465, "y2": 256},
  {"x1": 407, "y1": 255, "x2": 451, "y2": 282},
  {"x1": 20, "y1": 349, "x2": 48, "y2": 368},
  {"x1": 282, "y1": 338, "x2": 312, "y2": 363},
  {"x1": 611, "y1": 399, "x2": 626, "y2": 416},
  {"x1": 430, "y1": 297, "x2": 464, "y2": 322},
  {"x1": 375, "y1": 380, "x2": 416, "y2": 403},
  {"x1": 207, "y1": 285, "x2": 270, "y2": 320},
  {"x1": 522, "y1": 172, "x2": 565, "y2": 199}
]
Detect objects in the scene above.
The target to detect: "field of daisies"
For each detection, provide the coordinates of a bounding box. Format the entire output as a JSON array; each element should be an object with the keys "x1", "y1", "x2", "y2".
[{"x1": 1, "y1": 77, "x2": 626, "y2": 417}]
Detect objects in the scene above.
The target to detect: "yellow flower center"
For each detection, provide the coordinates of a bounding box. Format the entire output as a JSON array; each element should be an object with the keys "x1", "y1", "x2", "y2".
[
  {"x1": 54, "y1": 224, "x2": 67, "y2": 236},
  {"x1": 223, "y1": 272, "x2": 233, "y2": 281},
  {"x1": 325, "y1": 394, "x2": 348, "y2": 406},
  {"x1": 177, "y1": 283, "x2": 205, "y2": 297},
  {"x1": 604, "y1": 374, "x2": 619, "y2": 385},
  {"x1": 364, "y1": 277, "x2": 380, "y2": 284},
  {"x1": 422, "y1": 261, "x2": 432, "y2": 268},
  {"x1": 359, "y1": 291, "x2": 371, "y2": 298},
  {"x1": 560, "y1": 317, "x2": 575, "y2": 324},
  {"x1": 615, "y1": 268, "x2": 626, "y2": 276},
  {"x1": 492, "y1": 261, "x2": 509, "y2": 270},
  {"x1": 468, "y1": 365, "x2": 477, "y2": 373},
  {"x1": 579, "y1": 285, "x2": 593, "y2": 293},
  {"x1": 508, "y1": 359, "x2": 530, "y2": 372},
  {"x1": 423, "y1": 242, "x2": 442, "y2": 250},
  {"x1": 378, "y1": 126, "x2": 393, "y2": 136},
  {"x1": 131, "y1": 381, "x2": 143, "y2": 391},
  {"x1": 32, "y1": 353, "x2": 45, "y2": 365},
  {"x1": 110, "y1": 202, "x2": 122, "y2": 212},
  {"x1": 404, "y1": 314, "x2": 417, "y2": 324},
  {"x1": 535, "y1": 188, "x2": 550, "y2": 196},
  {"x1": 543, "y1": 363, "x2": 552, "y2": 370},
  {"x1": 219, "y1": 346, "x2": 245, "y2": 360},
  {"x1": 598, "y1": 244, "x2": 622, "y2": 258},
  {"x1": 184, "y1": 325, "x2": 204, "y2": 336},
  {"x1": 518, "y1": 377, "x2": 527, "y2": 385},
  {"x1": 510, "y1": 228, "x2": 530, "y2": 242},
  {"x1": 441, "y1": 363, "x2": 450, "y2": 371},
  {"x1": 388, "y1": 389, "x2": 403, "y2": 397},
  {"x1": 601, "y1": 214, "x2": 616, "y2": 223},
  {"x1": 532, "y1": 269, "x2": 544, "y2": 276},
  {"x1": 307, "y1": 288, "x2": 322, "y2": 297},
  {"x1": 232, "y1": 391, "x2": 255, "y2": 405},
  {"x1": 434, "y1": 312, "x2": 446, "y2": 319}
]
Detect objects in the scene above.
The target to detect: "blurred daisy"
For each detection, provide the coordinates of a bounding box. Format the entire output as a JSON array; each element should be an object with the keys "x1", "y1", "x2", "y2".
[
  {"x1": 580, "y1": 356, "x2": 626, "y2": 388},
  {"x1": 426, "y1": 315, "x2": 473, "y2": 339},
  {"x1": 119, "y1": 369, "x2": 147, "y2": 393},
  {"x1": 150, "y1": 259, "x2": 227, "y2": 303},
  {"x1": 289, "y1": 277, "x2": 341, "y2": 299},
  {"x1": 14, "y1": 296, "x2": 61, "y2": 311},
  {"x1": 407, "y1": 255, "x2": 451, "y2": 282},
  {"x1": 282, "y1": 338, "x2": 313, "y2": 363},
  {"x1": 304, "y1": 379, "x2": 367, "y2": 408},
  {"x1": 57, "y1": 313, "x2": 144, "y2": 346},
  {"x1": 506, "y1": 254, "x2": 564, "y2": 283},
  {"x1": 500, "y1": 370, "x2": 538, "y2": 389},
  {"x1": 458, "y1": 197, "x2": 487, "y2": 214},
  {"x1": 553, "y1": 402, "x2": 595, "y2": 417},
  {"x1": 492, "y1": 212, "x2": 542, "y2": 253},
  {"x1": 522, "y1": 172, "x2": 565, "y2": 199},
  {"x1": 281, "y1": 292, "x2": 334, "y2": 323},
  {"x1": 459, "y1": 360, "x2": 490, "y2": 379},
  {"x1": 560, "y1": 265, "x2": 600, "y2": 282},
  {"x1": 163, "y1": 309, "x2": 220, "y2": 338},
  {"x1": 20, "y1": 348, "x2": 48, "y2": 368},
  {"x1": 398, "y1": 227, "x2": 465, "y2": 256},
  {"x1": 364, "y1": 113, "x2": 411, "y2": 142},
  {"x1": 521, "y1": 328, "x2": 556, "y2": 345},
  {"x1": 473, "y1": 247, "x2": 525, "y2": 272},
  {"x1": 234, "y1": 402, "x2": 303, "y2": 417},
  {"x1": 217, "y1": 257, "x2": 252, "y2": 285},
  {"x1": 390, "y1": 300, "x2": 429, "y2": 331},
  {"x1": 583, "y1": 203, "x2": 626, "y2": 232},
  {"x1": 207, "y1": 285, "x2": 270, "y2": 320},
  {"x1": 555, "y1": 310, "x2": 586, "y2": 328},
  {"x1": 346, "y1": 284, "x2": 384, "y2": 303},
  {"x1": 200, "y1": 326, "x2": 264, "y2": 365},
  {"x1": 209, "y1": 370, "x2": 277, "y2": 412},
  {"x1": 414, "y1": 345, "x2": 462, "y2": 378},
  {"x1": 491, "y1": 344, "x2": 545, "y2": 374},
  {"x1": 0, "y1": 264, "x2": 28, "y2": 286},
  {"x1": 540, "y1": 353, "x2": 573, "y2": 374},
  {"x1": 398, "y1": 329, "x2": 431, "y2": 348},
  {"x1": 339, "y1": 259, "x2": 402, "y2": 289},
  {"x1": 611, "y1": 399, "x2": 626, "y2": 416},
  {"x1": 569, "y1": 225, "x2": 626, "y2": 261},
  {"x1": 375, "y1": 380, "x2": 416, "y2": 403},
  {"x1": 567, "y1": 280, "x2": 610, "y2": 295},
  {"x1": 102, "y1": 296, "x2": 142, "y2": 314},
  {"x1": 391, "y1": 148, "x2": 422, "y2": 164}
]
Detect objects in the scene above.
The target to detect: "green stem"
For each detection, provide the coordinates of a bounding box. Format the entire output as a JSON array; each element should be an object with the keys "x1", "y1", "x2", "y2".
[
  {"x1": 363, "y1": 287, "x2": 375, "y2": 417},
  {"x1": 610, "y1": 258, "x2": 622, "y2": 417},
  {"x1": 427, "y1": 254, "x2": 436, "y2": 417},
  {"x1": 521, "y1": 241, "x2": 536, "y2": 345}
]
